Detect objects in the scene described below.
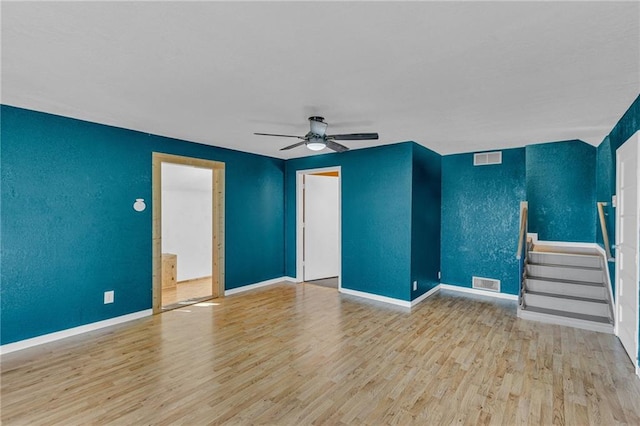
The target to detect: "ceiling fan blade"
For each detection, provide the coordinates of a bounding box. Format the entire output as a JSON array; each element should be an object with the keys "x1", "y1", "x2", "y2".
[
  {"x1": 326, "y1": 140, "x2": 350, "y2": 153},
  {"x1": 254, "y1": 132, "x2": 304, "y2": 139},
  {"x1": 327, "y1": 133, "x2": 379, "y2": 141},
  {"x1": 280, "y1": 141, "x2": 307, "y2": 151}
]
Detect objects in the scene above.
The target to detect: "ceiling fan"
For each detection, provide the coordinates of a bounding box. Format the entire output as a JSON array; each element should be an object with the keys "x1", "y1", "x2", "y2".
[{"x1": 254, "y1": 116, "x2": 379, "y2": 152}]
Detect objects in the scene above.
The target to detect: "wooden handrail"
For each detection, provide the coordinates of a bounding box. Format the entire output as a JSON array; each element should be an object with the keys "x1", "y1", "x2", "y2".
[
  {"x1": 597, "y1": 202, "x2": 613, "y2": 260},
  {"x1": 516, "y1": 204, "x2": 528, "y2": 260}
]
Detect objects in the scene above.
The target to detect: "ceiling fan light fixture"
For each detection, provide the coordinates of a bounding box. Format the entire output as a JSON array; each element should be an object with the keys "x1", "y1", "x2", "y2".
[
  {"x1": 306, "y1": 138, "x2": 326, "y2": 151},
  {"x1": 256, "y1": 115, "x2": 377, "y2": 153}
]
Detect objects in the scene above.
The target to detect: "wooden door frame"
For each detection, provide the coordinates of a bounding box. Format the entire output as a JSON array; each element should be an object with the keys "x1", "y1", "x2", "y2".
[
  {"x1": 296, "y1": 166, "x2": 341, "y2": 289},
  {"x1": 614, "y1": 131, "x2": 639, "y2": 376},
  {"x1": 152, "y1": 153, "x2": 225, "y2": 314}
]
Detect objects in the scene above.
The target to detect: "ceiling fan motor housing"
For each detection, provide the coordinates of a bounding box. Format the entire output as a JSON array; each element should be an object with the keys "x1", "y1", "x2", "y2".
[{"x1": 308, "y1": 116, "x2": 328, "y2": 138}]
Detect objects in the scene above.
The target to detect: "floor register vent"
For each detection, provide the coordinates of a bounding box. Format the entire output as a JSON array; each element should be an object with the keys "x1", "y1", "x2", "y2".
[
  {"x1": 472, "y1": 276, "x2": 501, "y2": 292},
  {"x1": 473, "y1": 151, "x2": 502, "y2": 166}
]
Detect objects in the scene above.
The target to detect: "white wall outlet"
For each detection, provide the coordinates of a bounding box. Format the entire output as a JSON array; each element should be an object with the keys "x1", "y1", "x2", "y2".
[
  {"x1": 438, "y1": 271, "x2": 441, "y2": 280},
  {"x1": 413, "y1": 281, "x2": 417, "y2": 291},
  {"x1": 104, "y1": 290, "x2": 114, "y2": 304}
]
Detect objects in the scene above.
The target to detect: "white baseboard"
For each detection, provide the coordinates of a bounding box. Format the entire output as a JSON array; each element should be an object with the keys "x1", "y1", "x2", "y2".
[
  {"x1": 339, "y1": 287, "x2": 412, "y2": 308},
  {"x1": 439, "y1": 284, "x2": 518, "y2": 301},
  {"x1": 337, "y1": 285, "x2": 437, "y2": 308},
  {"x1": 177, "y1": 275, "x2": 212, "y2": 284},
  {"x1": 340, "y1": 283, "x2": 516, "y2": 309},
  {"x1": 411, "y1": 286, "x2": 440, "y2": 307},
  {"x1": 338, "y1": 285, "x2": 439, "y2": 308},
  {"x1": 0, "y1": 309, "x2": 152, "y2": 356},
  {"x1": 224, "y1": 276, "x2": 295, "y2": 296}
]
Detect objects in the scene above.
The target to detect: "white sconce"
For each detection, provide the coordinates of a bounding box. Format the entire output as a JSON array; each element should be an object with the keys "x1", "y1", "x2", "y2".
[{"x1": 133, "y1": 198, "x2": 146, "y2": 212}]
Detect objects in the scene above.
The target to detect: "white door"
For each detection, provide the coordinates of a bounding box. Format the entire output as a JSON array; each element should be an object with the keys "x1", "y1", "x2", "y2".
[
  {"x1": 303, "y1": 174, "x2": 340, "y2": 281},
  {"x1": 616, "y1": 132, "x2": 639, "y2": 370}
]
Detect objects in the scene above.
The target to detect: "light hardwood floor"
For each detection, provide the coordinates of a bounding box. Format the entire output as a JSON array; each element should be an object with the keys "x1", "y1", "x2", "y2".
[
  {"x1": 305, "y1": 277, "x2": 339, "y2": 289},
  {"x1": 162, "y1": 277, "x2": 213, "y2": 307},
  {"x1": 2, "y1": 283, "x2": 640, "y2": 425}
]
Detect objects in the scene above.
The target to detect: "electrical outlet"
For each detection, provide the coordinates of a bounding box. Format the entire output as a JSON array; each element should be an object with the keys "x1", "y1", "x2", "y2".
[
  {"x1": 104, "y1": 291, "x2": 114, "y2": 304},
  {"x1": 412, "y1": 281, "x2": 417, "y2": 291},
  {"x1": 438, "y1": 271, "x2": 441, "y2": 280}
]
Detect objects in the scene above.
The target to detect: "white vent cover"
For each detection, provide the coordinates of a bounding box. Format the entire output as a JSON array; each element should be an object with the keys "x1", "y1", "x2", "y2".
[
  {"x1": 473, "y1": 151, "x2": 502, "y2": 166},
  {"x1": 472, "y1": 276, "x2": 501, "y2": 292}
]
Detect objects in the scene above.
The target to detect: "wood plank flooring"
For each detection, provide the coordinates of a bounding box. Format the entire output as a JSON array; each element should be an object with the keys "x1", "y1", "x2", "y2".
[
  {"x1": 2, "y1": 283, "x2": 640, "y2": 425},
  {"x1": 304, "y1": 277, "x2": 339, "y2": 289},
  {"x1": 162, "y1": 277, "x2": 212, "y2": 307}
]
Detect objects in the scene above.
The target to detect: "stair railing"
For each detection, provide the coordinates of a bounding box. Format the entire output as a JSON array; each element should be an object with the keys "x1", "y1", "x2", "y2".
[
  {"x1": 516, "y1": 201, "x2": 529, "y2": 307},
  {"x1": 596, "y1": 202, "x2": 614, "y2": 261}
]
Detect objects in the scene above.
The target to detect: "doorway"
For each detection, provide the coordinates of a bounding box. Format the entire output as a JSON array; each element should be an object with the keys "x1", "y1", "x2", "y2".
[
  {"x1": 615, "y1": 131, "x2": 639, "y2": 375},
  {"x1": 161, "y1": 163, "x2": 212, "y2": 308},
  {"x1": 152, "y1": 153, "x2": 225, "y2": 314},
  {"x1": 296, "y1": 167, "x2": 341, "y2": 289}
]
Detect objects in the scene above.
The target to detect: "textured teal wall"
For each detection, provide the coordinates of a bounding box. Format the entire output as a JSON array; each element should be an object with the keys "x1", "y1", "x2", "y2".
[
  {"x1": 596, "y1": 137, "x2": 614, "y2": 250},
  {"x1": 5, "y1": 95, "x2": 638, "y2": 348},
  {"x1": 284, "y1": 143, "x2": 413, "y2": 301},
  {"x1": 410, "y1": 143, "x2": 441, "y2": 299},
  {"x1": 596, "y1": 95, "x2": 640, "y2": 258},
  {"x1": 595, "y1": 137, "x2": 616, "y2": 294},
  {"x1": 608, "y1": 95, "x2": 640, "y2": 153},
  {"x1": 526, "y1": 140, "x2": 596, "y2": 242},
  {"x1": 441, "y1": 148, "x2": 526, "y2": 295},
  {"x1": 1, "y1": 105, "x2": 285, "y2": 345}
]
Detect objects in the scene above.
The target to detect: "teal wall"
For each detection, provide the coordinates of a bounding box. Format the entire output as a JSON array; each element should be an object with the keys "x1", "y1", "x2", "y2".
[
  {"x1": 3, "y1": 95, "x2": 638, "y2": 349},
  {"x1": 596, "y1": 137, "x2": 616, "y2": 293},
  {"x1": 608, "y1": 95, "x2": 640, "y2": 153},
  {"x1": 526, "y1": 140, "x2": 596, "y2": 243},
  {"x1": 1, "y1": 105, "x2": 285, "y2": 345},
  {"x1": 441, "y1": 148, "x2": 526, "y2": 295},
  {"x1": 410, "y1": 143, "x2": 441, "y2": 299},
  {"x1": 596, "y1": 95, "x2": 640, "y2": 258},
  {"x1": 596, "y1": 137, "x2": 615, "y2": 252},
  {"x1": 284, "y1": 143, "x2": 413, "y2": 301}
]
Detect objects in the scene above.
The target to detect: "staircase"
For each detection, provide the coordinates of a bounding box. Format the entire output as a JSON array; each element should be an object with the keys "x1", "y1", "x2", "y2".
[{"x1": 517, "y1": 244, "x2": 614, "y2": 333}]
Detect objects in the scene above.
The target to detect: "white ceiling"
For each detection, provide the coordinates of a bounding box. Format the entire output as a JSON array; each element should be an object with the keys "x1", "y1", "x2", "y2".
[{"x1": 2, "y1": 1, "x2": 638, "y2": 159}]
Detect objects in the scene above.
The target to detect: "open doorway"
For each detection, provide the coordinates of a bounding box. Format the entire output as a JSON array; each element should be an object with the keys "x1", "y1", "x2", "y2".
[
  {"x1": 152, "y1": 153, "x2": 225, "y2": 314},
  {"x1": 296, "y1": 167, "x2": 341, "y2": 289},
  {"x1": 161, "y1": 163, "x2": 212, "y2": 308}
]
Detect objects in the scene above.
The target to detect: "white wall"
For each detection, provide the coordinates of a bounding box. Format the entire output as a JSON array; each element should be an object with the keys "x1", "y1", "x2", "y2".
[{"x1": 161, "y1": 163, "x2": 212, "y2": 281}]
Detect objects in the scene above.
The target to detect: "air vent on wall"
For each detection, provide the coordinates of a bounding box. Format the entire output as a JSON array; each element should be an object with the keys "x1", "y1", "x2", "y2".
[
  {"x1": 473, "y1": 151, "x2": 502, "y2": 166},
  {"x1": 472, "y1": 276, "x2": 500, "y2": 292}
]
